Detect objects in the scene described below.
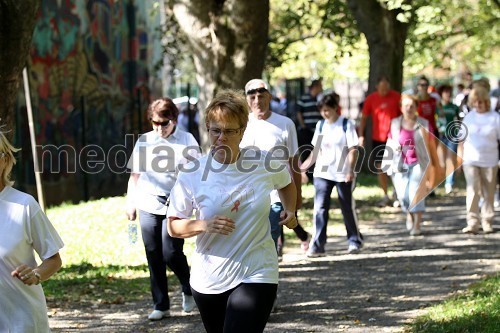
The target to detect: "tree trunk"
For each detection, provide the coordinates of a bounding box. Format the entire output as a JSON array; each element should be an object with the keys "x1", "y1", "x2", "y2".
[
  {"x1": 0, "y1": 1, "x2": 40, "y2": 137},
  {"x1": 170, "y1": 0, "x2": 269, "y2": 147},
  {"x1": 347, "y1": 0, "x2": 413, "y2": 93}
]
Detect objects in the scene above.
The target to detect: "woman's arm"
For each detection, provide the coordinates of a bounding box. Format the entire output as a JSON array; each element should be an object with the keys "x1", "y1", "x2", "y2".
[
  {"x1": 168, "y1": 215, "x2": 236, "y2": 239},
  {"x1": 11, "y1": 253, "x2": 62, "y2": 286},
  {"x1": 277, "y1": 182, "x2": 297, "y2": 229},
  {"x1": 346, "y1": 146, "x2": 359, "y2": 182},
  {"x1": 125, "y1": 173, "x2": 140, "y2": 220},
  {"x1": 300, "y1": 149, "x2": 318, "y2": 172}
]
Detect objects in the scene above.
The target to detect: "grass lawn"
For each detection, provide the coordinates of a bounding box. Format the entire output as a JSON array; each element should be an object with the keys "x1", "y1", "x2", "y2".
[{"x1": 405, "y1": 274, "x2": 499, "y2": 333}]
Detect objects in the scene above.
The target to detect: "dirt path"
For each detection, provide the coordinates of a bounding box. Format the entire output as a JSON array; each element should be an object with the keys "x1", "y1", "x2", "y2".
[{"x1": 48, "y1": 194, "x2": 499, "y2": 332}]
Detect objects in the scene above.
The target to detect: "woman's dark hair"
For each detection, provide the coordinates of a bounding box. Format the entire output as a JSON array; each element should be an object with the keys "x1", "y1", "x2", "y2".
[
  {"x1": 418, "y1": 75, "x2": 429, "y2": 84},
  {"x1": 437, "y1": 84, "x2": 453, "y2": 96},
  {"x1": 147, "y1": 98, "x2": 179, "y2": 121},
  {"x1": 317, "y1": 93, "x2": 339, "y2": 110}
]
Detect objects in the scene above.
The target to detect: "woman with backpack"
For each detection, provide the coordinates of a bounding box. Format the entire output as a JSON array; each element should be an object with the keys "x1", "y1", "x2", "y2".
[{"x1": 300, "y1": 93, "x2": 363, "y2": 256}]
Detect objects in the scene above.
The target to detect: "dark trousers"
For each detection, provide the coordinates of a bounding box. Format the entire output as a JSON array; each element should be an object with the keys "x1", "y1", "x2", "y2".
[
  {"x1": 311, "y1": 177, "x2": 362, "y2": 253},
  {"x1": 192, "y1": 283, "x2": 277, "y2": 333},
  {"x1": 138, "y1": 210, "x2": 191, "y2": 311},
  {"x1": 298, "y1": 127, "x2": 315, "y2": 183}
]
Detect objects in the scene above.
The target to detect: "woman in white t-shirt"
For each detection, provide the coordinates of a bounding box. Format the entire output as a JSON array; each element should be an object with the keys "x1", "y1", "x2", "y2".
[
  {"x1": 167, "y1": 90, "x2": 298, "y2": 333},
  {"x1": 0, "y1": 128, "x2": 64, "y2": 333},
  {"x1": 300, "y1": 93, "x2": 363, "y2": 255},
  {"x1": 458, "y1": 86, "x2": 500, "y2": 234},
  {"x1": 125, "y1": 98, "x2": 200, "y2": 320}
]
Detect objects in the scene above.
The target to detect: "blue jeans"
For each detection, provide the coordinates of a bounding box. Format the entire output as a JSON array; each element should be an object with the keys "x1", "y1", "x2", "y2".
[
  {"x1": 138, "y1": 210, "x2": 191, "y2": 311},
  {"x1": 392, "y1": 163, "x2": 426, "y2": 213},
  {"x1": 441, "y1": 137, "x2": 458, "y2": 187},
  {"x1": 311, "y1": 177, "x2": 362, "y2": 253}
]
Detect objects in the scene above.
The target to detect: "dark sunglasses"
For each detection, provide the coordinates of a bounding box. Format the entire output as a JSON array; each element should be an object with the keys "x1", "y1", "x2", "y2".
[
  {"x1": 151, "y1": 119, "x2": 172, "y2": 127},
  {"x1": 246, "y1": 87, "x2": 268, "y2": 95},
  {"x1": 417, "y1": 83, "x2": 429, "y2": 87}
]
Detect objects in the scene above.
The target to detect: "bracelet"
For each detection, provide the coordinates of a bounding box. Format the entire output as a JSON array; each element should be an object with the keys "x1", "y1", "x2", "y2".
[{"x1": 33, "y1": 270, "x2": 42, "y2": 285}]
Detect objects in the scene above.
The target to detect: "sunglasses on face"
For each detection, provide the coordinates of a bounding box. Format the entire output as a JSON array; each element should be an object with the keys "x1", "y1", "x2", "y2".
[
  {"x1": 245, "y1": 87, "x2": 268, "y2": 96},
  {"x1": 151, "y1": 119, "x2": 172, "y2": 127},
  {"x1": 417, "y1": 83, "x2": 429, "y2": 87}
]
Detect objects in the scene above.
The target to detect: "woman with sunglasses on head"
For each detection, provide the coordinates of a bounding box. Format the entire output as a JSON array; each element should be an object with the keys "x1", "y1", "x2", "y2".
[
  {"x1": 384, "y1": 94, "x2": 434, "y2": 236},
  {"x1": 0, "y1": 127, "x2": 64, "y2": 332},
  {"x1": 167, "y1": 90, "x2": 297, "y2": 333},
  {"x1": 125, "y1": 98, "x2": 200, "y2": 320}
]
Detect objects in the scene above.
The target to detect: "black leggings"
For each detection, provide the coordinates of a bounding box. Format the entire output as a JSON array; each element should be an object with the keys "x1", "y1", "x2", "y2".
[{"x1": 192, "y1": 283, "x2": 277, "y2": 333}]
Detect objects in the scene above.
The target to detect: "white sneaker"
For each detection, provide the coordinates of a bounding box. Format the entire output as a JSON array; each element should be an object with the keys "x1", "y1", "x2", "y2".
[
  {"x1": 410, "y1": 228, "x2": 421, "y2": 236},
  {"x1": 462, "y1": 225, "x2": 479, "y2": 234},
  {"x1": 406, "y1": 216, "x2": 413, "y2": 231},
  {"x1": 148, "y1": 309, "x2": 170, "y2": 321},
  {"x1": 445, "y1": 184, "x2": 453, "y2": 194},
  {"x1": 182, "y1": 293, "x2": 196, "y2": 313},
  {"x1": 347, "y1": 242, "x2": 362, "y2": 254}
]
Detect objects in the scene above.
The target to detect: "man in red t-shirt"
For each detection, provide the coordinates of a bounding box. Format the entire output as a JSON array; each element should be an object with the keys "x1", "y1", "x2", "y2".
[
  {"x1": 358, "y1": 76, "x2": 401, "y2": 206},
  {"x1": 416, "y1": 75, "x2": 443, "y2": 192}
]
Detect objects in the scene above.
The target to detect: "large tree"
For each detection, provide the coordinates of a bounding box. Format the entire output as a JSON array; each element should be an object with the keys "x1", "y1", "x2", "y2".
[
  {"x1": 267, "y1": 0, "x2": 414, "y2": 93},
  {"x1": 169, "y1": 0, "x2": 270, "y2": 146},
  {"x1": 346, "y1": 0, "x2": 414, "y2": 93},
  {"x1": 0, "y1": 1, "x2": 40, "y2": 136}
]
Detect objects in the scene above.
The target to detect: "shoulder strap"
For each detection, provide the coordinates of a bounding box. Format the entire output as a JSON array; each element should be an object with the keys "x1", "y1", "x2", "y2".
[
  {"x1": 319, "y1": 119, "x2": 325, "y2": 133},
  {"x1": 320, "y1": 118, "x2": 348, "y2": 133}
]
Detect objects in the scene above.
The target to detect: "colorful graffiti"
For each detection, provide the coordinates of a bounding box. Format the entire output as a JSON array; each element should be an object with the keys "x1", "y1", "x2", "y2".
[{"x1": 16, "y1": 0, "x2": 160, "y2": 204}]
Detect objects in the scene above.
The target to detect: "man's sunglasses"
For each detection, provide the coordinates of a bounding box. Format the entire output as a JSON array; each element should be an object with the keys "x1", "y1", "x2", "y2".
[
  {"x1": 246, "y1": 87, "x2": 268, "y2": 95},
  {"x1": 151, "y1": 119, "x2": 172, "y2": 127}
]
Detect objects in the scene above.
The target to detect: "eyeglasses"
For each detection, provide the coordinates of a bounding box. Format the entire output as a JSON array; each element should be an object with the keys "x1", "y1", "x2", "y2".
[
  {"x1": 151, "y1": 119, "x2": 172, "y2": 127},
  {"x1": 417, "y1": 83, "x2": 429, "y2": 87},
  {"x1": 246, "y1": 87, "x2": 268, "y2": 96},
  {"x1": 208, "y1": 127, "x2": 242, "y2": 137}
]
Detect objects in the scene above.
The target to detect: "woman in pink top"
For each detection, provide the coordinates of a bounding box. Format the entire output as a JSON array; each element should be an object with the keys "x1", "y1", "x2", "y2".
[{"x1": 384, "y1": 94, "x2": 433, "y2": 236}]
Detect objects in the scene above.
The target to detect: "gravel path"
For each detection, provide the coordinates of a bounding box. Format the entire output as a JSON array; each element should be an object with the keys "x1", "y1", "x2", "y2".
[{"x1": 48, "y1": 193, "x2": 499, "y2": 332}]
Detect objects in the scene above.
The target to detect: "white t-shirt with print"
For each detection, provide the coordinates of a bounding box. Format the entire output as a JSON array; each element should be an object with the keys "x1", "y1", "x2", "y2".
[
  {"x1": 311, "y1": 116, "x2": 359, "y2": 182},
  {"x1": 0, "y1": 186, "x2": 64, "y2": 333},
  {"x1": 460, "y1": 110, "x2": 500, "y2": 167},
  {"x1": 127, "y1": 128, "x2": 200, "y2": 214},
  {"x1": 240, "y1": 112, "x2": 298, "y2": 203},
  {"x1": 167, "y1": 150, "x2": 291, "y2": 294}
]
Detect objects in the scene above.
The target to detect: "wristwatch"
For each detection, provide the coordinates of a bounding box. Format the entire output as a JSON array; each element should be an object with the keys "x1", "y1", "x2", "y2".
[{"x1": 33, "y1": 270, "x2": 42, "y2": 285}]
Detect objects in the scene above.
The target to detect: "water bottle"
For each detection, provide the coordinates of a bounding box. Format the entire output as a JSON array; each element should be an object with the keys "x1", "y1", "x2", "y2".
[{"x1": 128, "y1": 220, "x2": 138, "y2": 245}]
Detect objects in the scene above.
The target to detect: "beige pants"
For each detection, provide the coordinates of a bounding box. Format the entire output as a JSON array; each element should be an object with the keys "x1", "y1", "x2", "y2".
[{"x1": 463, "y1": 165, "x2": 498, "y2": 229}]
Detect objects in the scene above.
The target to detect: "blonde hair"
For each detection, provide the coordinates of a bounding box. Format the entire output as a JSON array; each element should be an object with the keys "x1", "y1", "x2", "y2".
[
  {"x1": 205, "y1": 89, "x2": 249, "y2": 129},
  {"x1": 401, "y1": 93, "x2": 419, "y2": 108},
  {"x1": 0, "y1": 127, "x2": 21, "y2": 186},
  {"x1": 468, "y1": 86, "x2": 491, "y2": 110}
]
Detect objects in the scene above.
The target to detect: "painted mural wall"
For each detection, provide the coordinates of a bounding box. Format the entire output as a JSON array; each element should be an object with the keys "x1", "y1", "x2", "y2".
[{"x1": 15, "y1": 0, "x2": 162, "y2": 205}]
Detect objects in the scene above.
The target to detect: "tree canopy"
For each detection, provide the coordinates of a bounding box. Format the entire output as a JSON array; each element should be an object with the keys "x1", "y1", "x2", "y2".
[{"x1": 267, "y1": 0, "x2": 500, "y2": 90}]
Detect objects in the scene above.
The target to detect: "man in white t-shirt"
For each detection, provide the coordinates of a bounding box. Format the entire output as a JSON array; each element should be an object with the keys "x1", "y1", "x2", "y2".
[{"x1": 240, "y1": 79, "x2": 311, "y2": 256}]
